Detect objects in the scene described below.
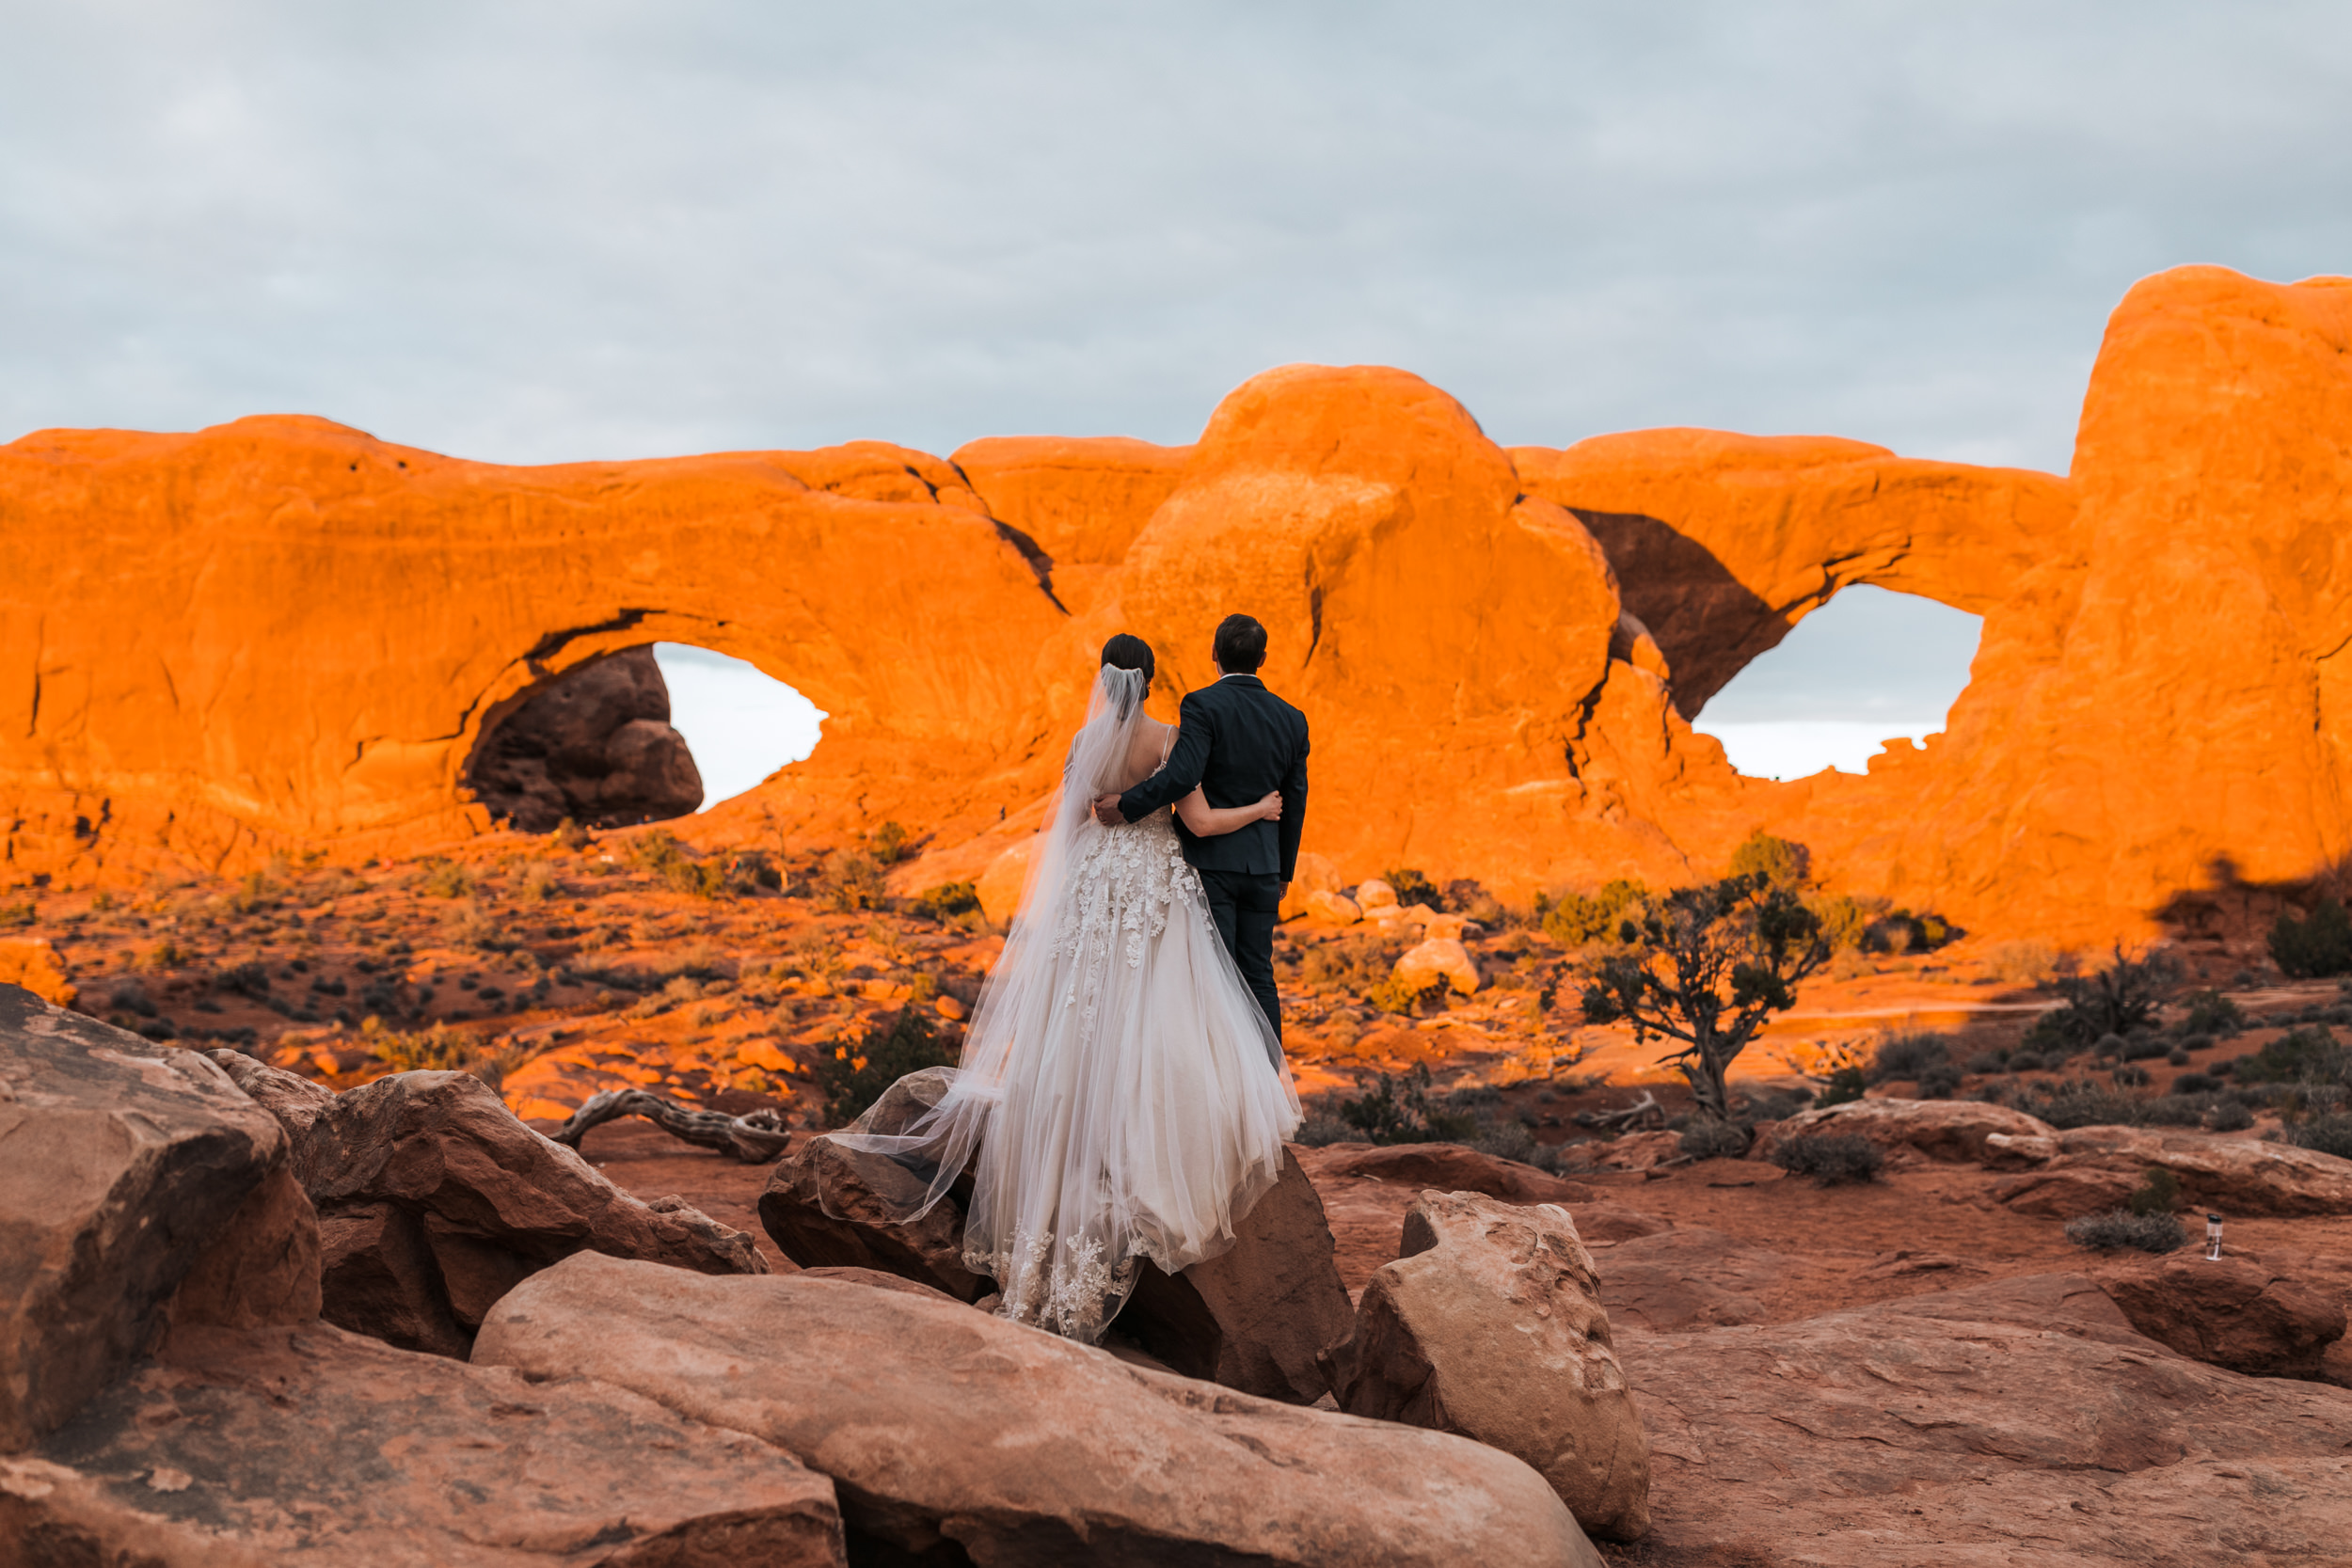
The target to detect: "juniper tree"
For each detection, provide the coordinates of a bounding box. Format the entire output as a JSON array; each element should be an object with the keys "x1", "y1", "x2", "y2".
[{"x1": 1579, "y1": 873, "x2": 1830, "y2": 1124}]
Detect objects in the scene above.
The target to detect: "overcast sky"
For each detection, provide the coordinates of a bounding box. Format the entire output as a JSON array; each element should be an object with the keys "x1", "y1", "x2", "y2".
[{"x1": 7, "y1": 3, "x2": 2344, "y2": 783}]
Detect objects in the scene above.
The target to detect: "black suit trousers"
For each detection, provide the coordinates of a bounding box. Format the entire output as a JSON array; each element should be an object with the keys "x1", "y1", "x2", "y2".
[{"x1": 1198, "y1": 866, "x2": 1284, "y2": 1048}]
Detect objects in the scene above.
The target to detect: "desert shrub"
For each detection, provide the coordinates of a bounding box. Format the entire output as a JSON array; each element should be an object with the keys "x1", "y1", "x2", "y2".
[
  {"x1": 1537, "y1": 879, "x2": 1646, "y2": 946},
  {"x1": 1815, "y1": 1063, "x2": 1867, "y2": 1106},
  {"x1": 1867, "y1": 1030, "x2": 1952, "y2": 1085},
  {"x1": 2177, "y1": 989, "x2": 2247, "y2": 1039},
  {"x1": 1728, "y1": 831, "x2": 1810, "y2": 890},
  {"x1": 1988, "y1": 939, "x2": 2059, "y2": 985},
  {"x1": 2065, "y1": 1208, "x2": 2187, "y2": 1253},
  {"x1": 2145, "y1": 1090, "x2": 2211, "y2": 1128},
  {"x1": 1294, "y1": 1111, "x2": 1358, "y2": 1147},
  {"x1": 2018, "y1": 1078, "x2": 2143, "y2": 1130},
  {"x1": 1965, "y1": 1051, "x2": 2005, "y2": 1074},
  {"x1": 2286, "y1": 1113, "x2": 2352, "y2": 1160},
  {"x1": 2270, "y1": 896, "x2": 2352, "y2": 979},
  {"x1": 2129, "y1": 1167, "x2": 2182, "y2": 1216},
  {"x1": 2233, "y1": 1025, "x2": 2350, "y2": 1087},
  {"x1": 2008, "y1": 1051, "x2": 2046, "y2": 1072},
  {"x1": 723, "y1": 850, "x2": 783, "y2": 896},
  {"x1": 1679, "y1": 1117, "x2": 1753, "y2": 1161},
  {"x1": 820, "y1": 849, "x2": 889, "y2": 912},
  {"x1": 1301, "y1": 935, "x2": 1407, "y2": 992},
  {"x1": 1916, "y1": 1062, "x2": 1963, "y2": 1100},
  {"x1": 911, "y1": 880, "x2": 981, "y2": 922},
  {"x1": 417, "y1": 859, "x2": 473, "y2": 899},
  {"x1": 516, "y1": 862, "x2": 560, "y2": 903},
  {"x1": 869, "y1": 821, "x2": 914, "y2": 865},
  {"x1": 2207, "y1": 1099, "x2": 2256, "y2": 1132},
  {"x1": 1805, "y1": 893, "x2": 1877, "y2": 953},
  {"x1": 1339, "y1": 1064, "x2": 1478, "y2": 1145},
  {"x1": 2122, "y1": 1035, "x2": 2171, "y2": 1062},
  {"x1": 1382, "y1": 867, "x2": 1444, "y2": 911},
  {"x1": 1444, "y1": 879, "x2": 1505, "y2": 926},
  {"x1": 812, "y1": 1007, "x2": 960, "y2": 1127},
  {"x1": 2035, "y1": 946, "x2": 2182, "y2": 1050},
  {"x1": 549, "y1": 817, "x2": 592, "y2": 852},
  {"x1": 372, "y1": 1022, "x2": 471, "y2": 1073},
  {"x1": 1369, "y1": 973, "x2": 1451, "y2": 1018},
  {"x1": 1770, "y1": 1134, "x2": 1883, "y2": 1186},
  {"x1": 1864, "y1": 910, "x2": 1953, "y2": 955},
  {"x1": 0, "y1": 896, "x2": 36, "y2": 927},
  {"x1": 2172, "y1": 1071, "x2": 2219, "y2": 1095},
  {"x1": 2110, "y1": 1065, "x2": 2151, "y2": 1090}
]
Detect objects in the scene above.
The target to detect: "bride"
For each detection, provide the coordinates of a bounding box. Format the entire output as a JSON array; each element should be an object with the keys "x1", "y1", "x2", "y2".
[{"x1": 818, "y1": 632, "x2": 1302, "y2": 1342}]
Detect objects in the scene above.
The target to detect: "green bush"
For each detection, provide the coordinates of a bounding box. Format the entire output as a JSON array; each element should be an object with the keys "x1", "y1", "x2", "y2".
[
  {"x1": 2177, "y1": 989, "x2": 2247, "y2": 1039},
  {"x1": 2207, "y1": 1100, "x2": 2255, "y2": 1132},
  {"x1": 2271, "y1": 897, "x2": 2352, "y2": 979},
  {"x1": 1679, "y1": 1117, "x2": 1753, "y2": 1161},
  {"x1": 911, "y1": 880, "x2": 981, "y2": 921},
  {"x1": 1368, "y1": 973, "x2": 1452, "y2": 1017},
  {"x1": 811, "y1": 1008, "x2": 961, "y2": 1128},
  {"x1": 417, "y1": 859, "x2": 473, "y2": 899},
  {"x1": 2287, "y1": 1113, "x2": 2352, "y2": 1160},
  {"x1": 1770, "y1": 1134, "x2": 1883, "y2": 1185},
  {"x1": 1805, "y1": 893, "x2": 1877, "y2": 953},
  {"x1": 1867, "y1": 1030, "x2": 1952, "y2": 1085},
  {"x1": 1382, "y1": 867, "x2": 1444, "y2": 911},
  {"x1": 1537, "y1": 879, "x2": 1646, "y2": 946},
  {"x1": 1339, "y1": 1064, "x2": 1477, "y2": 1145},
  {"x1": 869, "y1": 821, "x2": 914, "y2": 864},
  {"x1": 2015, "y1": 1078, "x2": 2145, "y2": 1130},
  {"x1": 1814, "y1": 1063, "x2": 1867, "y2": 1107},
  {"x1": 2037, "y1": 946, "x2": 2181, "y2": 1049},
  {"x1": 1728, "y1": 831, "x2": 1810, "y2": 890},
  {"x1": 2233, "y1": 1026, "x2": 2349, "y2": 1087},
  {"x1": 2064, "y1": 1209, "x2": 2186, "y2": 1253}
]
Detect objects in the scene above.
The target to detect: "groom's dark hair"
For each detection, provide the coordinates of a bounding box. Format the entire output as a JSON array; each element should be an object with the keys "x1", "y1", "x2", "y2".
[
  {"x1": 1101, "y1": 632, "x2": 1155, "y2": 682},
  {"x1": 1213, "y1": 614, "x2": 1267, "y2": 673}
]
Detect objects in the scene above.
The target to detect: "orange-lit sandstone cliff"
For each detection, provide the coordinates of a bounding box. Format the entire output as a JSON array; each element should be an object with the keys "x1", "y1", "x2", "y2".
[{"x1": 4, "y1": 265, "x2": 2349, "y2": 944}]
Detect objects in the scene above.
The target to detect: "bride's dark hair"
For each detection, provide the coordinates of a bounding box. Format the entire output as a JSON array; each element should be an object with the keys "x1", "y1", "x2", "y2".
[{"x1": 1101, "y1": 632, "x2": 1155, "y2": 683}]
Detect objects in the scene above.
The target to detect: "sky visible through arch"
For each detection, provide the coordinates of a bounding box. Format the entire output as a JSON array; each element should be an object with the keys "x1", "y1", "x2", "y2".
[{"x1": 6, "y1": 4, "x2": 2345, "y2": 784}]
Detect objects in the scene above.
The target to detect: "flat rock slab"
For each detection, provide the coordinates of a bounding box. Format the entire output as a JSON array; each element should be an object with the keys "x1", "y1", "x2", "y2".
[
  {"x1": 0, "y1": 985, "x2": 286, "y2": 1449},
  {"x1": 9, "y1": 1321, "x2": 843, "y2": 1566},
  {"x1": 1760, "y1": 1097, "x2": 2058, "y2": 1164},
  {"x1": 475, "y1": 1251, "x2": 1601, "y2": 1568},
  {"x1": 1618, "y1": 1273, "x2": 2352, "y2": 1565},
  {"x1": 1296, "y1": 1141, "x2": 1596, "y2": 1204}
]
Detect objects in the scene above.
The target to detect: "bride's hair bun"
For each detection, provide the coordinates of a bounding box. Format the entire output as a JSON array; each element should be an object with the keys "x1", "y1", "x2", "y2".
[{"x1": 1101, "y1": 633, "x2": 1155, "y2": 683}]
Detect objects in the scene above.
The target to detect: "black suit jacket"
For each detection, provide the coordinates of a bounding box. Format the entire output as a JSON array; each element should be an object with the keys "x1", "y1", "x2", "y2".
[{"x1": 1117, "y1": 674, "x2": 1309, "y2": 879}]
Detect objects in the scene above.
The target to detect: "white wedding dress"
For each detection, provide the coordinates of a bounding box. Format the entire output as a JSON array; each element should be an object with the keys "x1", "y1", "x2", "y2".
[{"x1": 818, "y1": 665, "x2": 1301, "y2": 1342}]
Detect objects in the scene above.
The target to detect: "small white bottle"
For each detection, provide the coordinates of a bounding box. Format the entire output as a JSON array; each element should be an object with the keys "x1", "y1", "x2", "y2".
[{"x1": 2204, "y1": 1213, "x2": 2224, "y2": 1261}]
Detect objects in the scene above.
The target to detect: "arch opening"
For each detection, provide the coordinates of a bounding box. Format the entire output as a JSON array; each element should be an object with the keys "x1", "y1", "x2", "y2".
[
  {"x1": 649, "y1": 643, "x2": 826, "y2": 811},
  {"x1": 463, "y1": 643, "x2": 824, "y2": 832},
  {"x1": 1690, "y1": 586, "x2": 1981, "y2": 781}
]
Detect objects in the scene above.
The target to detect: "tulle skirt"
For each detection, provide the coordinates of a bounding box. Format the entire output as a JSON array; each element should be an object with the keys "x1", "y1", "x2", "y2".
[{"x1": 828, "y1": 810, "x2": 1301, "y2": 1342}]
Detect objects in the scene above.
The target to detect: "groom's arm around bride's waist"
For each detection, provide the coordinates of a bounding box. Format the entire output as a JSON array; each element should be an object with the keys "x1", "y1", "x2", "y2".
[{"x1": 1112, "y1": 688, "x2": 1218, "y2": 822}]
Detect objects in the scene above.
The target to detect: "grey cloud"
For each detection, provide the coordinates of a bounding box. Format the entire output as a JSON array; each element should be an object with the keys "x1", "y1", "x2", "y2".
[{"x1": 4, "y1": 1, "x2": 2347, "y2": 474}]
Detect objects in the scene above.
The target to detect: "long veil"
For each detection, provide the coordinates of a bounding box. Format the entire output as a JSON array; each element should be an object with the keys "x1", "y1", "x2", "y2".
[{"x1": 817, "y1": 663, "x2": 1160, "y2": 1222}]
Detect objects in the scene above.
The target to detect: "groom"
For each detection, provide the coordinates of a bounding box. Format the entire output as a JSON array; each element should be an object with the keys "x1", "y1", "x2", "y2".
[{"x1": 1094, "y1": 613, "x2": 1308, "y2": 1050}]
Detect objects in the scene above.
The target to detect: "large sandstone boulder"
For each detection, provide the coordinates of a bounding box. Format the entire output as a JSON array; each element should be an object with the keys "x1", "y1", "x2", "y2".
[
  {"x1": 1393, "y1": 937, "x2": 1479, "y2": 995},
  {"x1": 756, "y1": 1134, "x2": 988, "y2": 1302},
  {"x1": 1990, "y1": 1125, "x2": 2352, "y2": 1217},
  {"x1": 210, "y1": 1052, "x2": 764, "y2": 1354},
  {"x1": 1333, "y1": 1191, "x2": 1651, "y2": 1541},
  {"x1": 1115, "y1": 1147, "x2": 1357, "y2": 1403},
  {"x1": 2096, "y1": 1254, "x2": 2349, "y2": 1379},
  {"x1": 0, "y1": 937, "x2": 74, "y2": 1006},
  {"x1": 14, "y1": 1320, "x2": 843, "y2": 1566},
  {"x1": 476, "y1": 1251, "x2": 1603, "y2": 1568},
  {"x1": 1756, "y1": 1095, "x2": 2059, "y2": 1164},
  {"x1": 0, "y1": 986, "x2": 290, "y2": 1449},
  {"x1": 466, "y1": 646, "x2": 702, "y2": 832},
  {"x1": 1615, "y1": 1273, "x2": 2352, "y2": 1565}
]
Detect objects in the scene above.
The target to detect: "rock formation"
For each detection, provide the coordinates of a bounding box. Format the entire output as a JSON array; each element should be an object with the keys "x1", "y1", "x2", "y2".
[
  {"x1": 475, "y1": 1251, "x2": 1606, "y2": 1568},
  {"x1": 1331, "y1": 1190, "x2": 1652, "y2": 1541},
  {"x1": 6, "y1": 267, "x2": 2351, "y2": 942},
  {"x1": 465, "y1": 646, "x2": 702, "y2": 831}
]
